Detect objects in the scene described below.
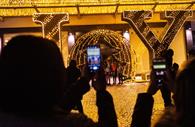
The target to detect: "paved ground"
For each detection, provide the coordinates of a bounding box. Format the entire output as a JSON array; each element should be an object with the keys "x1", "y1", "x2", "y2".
[{"x1": 81, "y1": 82, "x2": 166, "y2": 127}]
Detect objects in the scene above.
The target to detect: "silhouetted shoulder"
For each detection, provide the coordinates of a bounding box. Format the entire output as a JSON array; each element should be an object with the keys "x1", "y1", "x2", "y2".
[{"x1": 0, "y1": 111, "x2": 98, "y2": 127}]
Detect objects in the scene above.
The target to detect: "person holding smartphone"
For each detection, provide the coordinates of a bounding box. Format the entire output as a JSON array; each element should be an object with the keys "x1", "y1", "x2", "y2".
[
  {"x1": 66, "y1": 60, "x2": 84, "y2": 113},
  {"x1": 159, "y1": 49, "x2": 175, "y2": 108},
  {"x1": 86, "y1": 45, "x2": 118, "y2": 127},
  {"x1": 92, "y1": 66, "x2": 118, "y2": 127}
]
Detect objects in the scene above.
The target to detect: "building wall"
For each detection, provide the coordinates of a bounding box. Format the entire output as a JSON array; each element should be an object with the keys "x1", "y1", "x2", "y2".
[
  {"x1": 170, "y1": 27, "x2": 187, "y2": 69},
  {"x1": 129, "y1": 28, "x2": 150, "y2": 74},
  {"x1": 130, "y1": 26, "x2": 187, "y2": 74},
  {"x1": 0, "y1": 12, "x2": 189, "y2": 74}
]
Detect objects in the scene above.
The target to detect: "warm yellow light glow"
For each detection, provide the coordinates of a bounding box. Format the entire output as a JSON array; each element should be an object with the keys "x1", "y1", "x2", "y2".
[
  {"x1": 0, "y1": 0, "x2": 194, "y2": 16},
  {"x1": 118, "y1": 5, "x2": 154, "y2": 13},
  {"x1": 69, "y1": 29, "x2": 136, "y2": 77},
  {"x1": 79, "y1": 6, "x2": 116, "y2": 14},
  {"x1": 68, "y1": 32, "x2": 75, "y2": 48},
  {"x1": 123, "y1": 31, "x2": 130, "y2": 41}
]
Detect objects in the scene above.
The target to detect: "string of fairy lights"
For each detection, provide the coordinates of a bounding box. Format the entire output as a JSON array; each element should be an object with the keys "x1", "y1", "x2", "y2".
[
  {"x1": 31, "y1": 10, "x2": 192, "y2": 78},
  {"x1": 32, "y1": 12, "x2": 69, "y2": 48},
  {"x1": 122, "y1": 10, "x2": 192, "y2": 57},
  {"x1": 69, "y1": 29, "x2": 136, "y2": 77},
  {"x1": 0, "y1": 0, "x2": 194, "y2": 16}
]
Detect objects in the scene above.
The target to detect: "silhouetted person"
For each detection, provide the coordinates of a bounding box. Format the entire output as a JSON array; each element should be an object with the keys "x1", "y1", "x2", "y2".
[
  {"x1": 188, "y1": 46, "x2": 195, "y2": 60},
  {"x1": 105, "y1": 61, "x2": 111, "y2": 85},
  {"x1": 156, "y1": 59, "x2": 195, "y2": 127},
  {"x1": 66, "y1": 60, "x2": 84, "y2": 113},
  {"x1": 160, "y1": 49, "x2": 174, "y2": 107},
  {"x1": 92, "y1": 67, "x2": 118, "y2": 127},
  {"x1": 171, "y1": 62, "x2": 179, "y2": 80},
  {"x1": 0, "y1": 35, "x2": 65, "y2": 115},
  {"x1": 0, "y1": 35, "x2": 95, "y2": 127},
  {"x1": 0, "y1": 35, "x2": 118, "y2": 127},
  {"x1": 66, "y1": 60, "x2": 81, "y2": 86},
  {"x1": 61, "y1": 76, "x2": 90, "y2": 114},
  {"x1": 63, "y1": 64, "x2": 118, "y2": 127},
  {"x1": 117, "y1": 64, "x2": 123, "y2": 84},
  {"x1": 111, "y1": 62, "x2": 117, "y2": 84},
  {"x1": 131, "y1": 59, "x2": 195, "y2": 127}
]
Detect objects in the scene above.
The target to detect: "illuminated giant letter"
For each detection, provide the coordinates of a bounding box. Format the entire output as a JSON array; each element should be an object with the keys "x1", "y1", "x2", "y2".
[
  {"x1": 122, "y1": 10, "x2": 192, "y2": 58},
  {"x1": 33, "y1": 12, "x2": 69, "y2": 50}
]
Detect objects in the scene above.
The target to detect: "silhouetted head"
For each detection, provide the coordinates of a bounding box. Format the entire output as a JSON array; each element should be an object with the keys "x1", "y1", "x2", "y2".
[
  {"x1": 161, "y1": 49, "x2": 174, "y2": 68},
  {"x1": 165, "y1": 49, "x2": 174, "y2": 57},
  {"x1": 174, "y1": 59, "x2": 195, "y2": 126},
  {"x1": 161, "y1": 49, "x2": 174, "y2": 58},
  {"x1": 69, "y1": 60, "x2": 77, "y2": 67},
  {"x1": 188, "y1": 47, "x2": 195, "y2": 59},
  {"x1": 0, "y1": 35, "x2": 65, "y2": 115},
  {"x1": 172, "y1": 63, "x2": 179, "y2": 71}
]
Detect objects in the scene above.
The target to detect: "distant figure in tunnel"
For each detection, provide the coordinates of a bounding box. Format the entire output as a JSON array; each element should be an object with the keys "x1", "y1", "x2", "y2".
[
  {"x1": 117, "y1": 64, "x2": 123, "y2": 85},
  {"x1": 188, "y1": 46, "x2": 195, "y2": 60},
  {"x1": 111, "y1": 61, "x2": 117, "y2": 85},
  {"x1": 105, "y1": 60, "x2": 111, "y2": 85}
]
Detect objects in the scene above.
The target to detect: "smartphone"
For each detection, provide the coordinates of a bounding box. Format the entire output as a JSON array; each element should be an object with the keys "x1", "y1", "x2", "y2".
[
  {"x1": 87, "y1": 45, "x2": 101, "y2": 72},
  {"x1": 152, "y1": 58, "x2": 166, "y2": 86},
  {"x1": 153, "y1": 58, "x2": 166, "y2": 70}
]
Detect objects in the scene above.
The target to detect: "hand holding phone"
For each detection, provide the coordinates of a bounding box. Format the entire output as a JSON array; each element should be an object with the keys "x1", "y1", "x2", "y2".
[{"x1": 92, "y1": 67, "x2": 107, "y2": 91}]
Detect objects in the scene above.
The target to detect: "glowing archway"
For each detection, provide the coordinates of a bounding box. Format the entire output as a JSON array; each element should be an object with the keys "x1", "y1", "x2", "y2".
[{"x1": 69, "y1": 29, "x2": 136, "y2": 77}]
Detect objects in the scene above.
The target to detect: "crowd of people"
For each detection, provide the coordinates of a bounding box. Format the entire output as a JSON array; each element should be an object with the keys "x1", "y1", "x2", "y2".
[
  {"x1": 0, "y1": 35, "x2": 195, "y2": 127},
  {"x1": 104, "y1": 61, "x2": 123, "y2": 85}
]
